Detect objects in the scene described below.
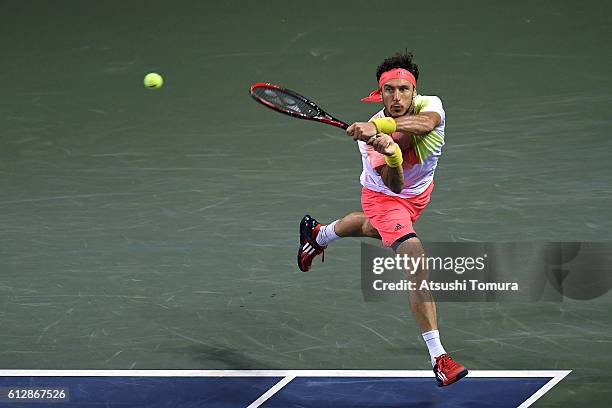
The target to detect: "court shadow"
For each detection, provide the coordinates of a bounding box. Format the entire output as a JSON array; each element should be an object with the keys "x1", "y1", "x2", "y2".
[{"x1": 187, "y1": 344, "x2": 279, "y2": 369}]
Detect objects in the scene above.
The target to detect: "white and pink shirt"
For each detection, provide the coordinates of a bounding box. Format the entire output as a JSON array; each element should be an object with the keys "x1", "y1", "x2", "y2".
[{"x1": 358, "y1": 94, "x2": 446, "y2": 198}]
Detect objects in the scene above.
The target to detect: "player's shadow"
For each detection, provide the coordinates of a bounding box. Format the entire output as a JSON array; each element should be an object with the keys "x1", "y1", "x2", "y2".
[{"x1": 188, "y1": 344, "x2": 279, "y2": 369}]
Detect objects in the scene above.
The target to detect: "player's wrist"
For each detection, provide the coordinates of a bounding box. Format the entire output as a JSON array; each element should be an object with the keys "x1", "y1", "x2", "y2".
[
  {"x1": 370, "y1": 117, "x2": 397, "y2": 134},
  {"x1": 384, "y1": 143, "x2": 403, "y2": 167}
]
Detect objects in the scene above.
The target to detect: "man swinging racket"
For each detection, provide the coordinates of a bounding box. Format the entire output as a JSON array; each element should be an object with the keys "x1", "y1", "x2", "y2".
[{"x1": 297, "y1": 51, "x2": 468, "y2": 386}]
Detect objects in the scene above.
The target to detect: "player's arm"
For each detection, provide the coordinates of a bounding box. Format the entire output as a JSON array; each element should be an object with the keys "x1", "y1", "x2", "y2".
[
  {"x1": 394, "y1": 112, "x2": 441, "y2": 136},
  {"x1": 378, "y1": 163, "x2": 404, "y2": 194},
  {"x1": 347, "y1": 112, "x2": 441, "y2": 141},
  {"x1": 368, "y1": 134, "x2": 404, "y2": 194}
]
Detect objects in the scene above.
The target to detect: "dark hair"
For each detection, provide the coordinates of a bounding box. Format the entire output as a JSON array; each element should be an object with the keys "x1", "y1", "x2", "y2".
[{"x1": 375, "y1": 51, "x2": 419, "y2": 82}]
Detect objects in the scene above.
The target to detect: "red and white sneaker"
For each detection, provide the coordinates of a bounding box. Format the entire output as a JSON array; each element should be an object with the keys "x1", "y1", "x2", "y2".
[
  {"x1": 297, "y1": 215, "x2": 326, "y2": 272},
  {"x1": 433, "y1": 354, "x2": 468, "y2": 387}
]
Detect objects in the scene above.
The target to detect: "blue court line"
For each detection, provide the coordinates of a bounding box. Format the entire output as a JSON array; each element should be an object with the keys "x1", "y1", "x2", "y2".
[{"x1": 0, "y1": 370, "x2": 571, "y2": 408}]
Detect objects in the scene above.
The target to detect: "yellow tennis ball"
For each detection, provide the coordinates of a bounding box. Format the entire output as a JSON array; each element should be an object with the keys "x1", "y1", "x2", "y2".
[{"x1": 144, "y1": 72, "x2": 163, "y2": 89}]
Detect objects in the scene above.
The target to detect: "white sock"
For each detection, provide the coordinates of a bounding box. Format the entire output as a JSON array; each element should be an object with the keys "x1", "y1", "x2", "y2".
[
  {"x1": 422, "y1": 330, "x2": 447, "y2": 367},
  {"x1": 315, "y1": 220, "x2": 340, "y2": 247}
]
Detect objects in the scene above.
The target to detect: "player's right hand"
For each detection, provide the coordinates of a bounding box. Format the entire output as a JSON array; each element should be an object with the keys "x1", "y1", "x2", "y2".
[{"x1": 347, "y1": 122, "x2": 378, "y2": 141}]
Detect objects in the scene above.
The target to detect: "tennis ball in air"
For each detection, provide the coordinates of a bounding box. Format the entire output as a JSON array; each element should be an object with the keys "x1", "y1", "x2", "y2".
[{"x1": 144, "y1": 72, "x2": 163, "y2": 89}]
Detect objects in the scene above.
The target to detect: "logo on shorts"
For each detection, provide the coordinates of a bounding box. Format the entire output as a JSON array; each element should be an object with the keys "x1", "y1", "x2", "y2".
[{"x1": 394, "y1": 223, "x2": 404, "y2": 231}]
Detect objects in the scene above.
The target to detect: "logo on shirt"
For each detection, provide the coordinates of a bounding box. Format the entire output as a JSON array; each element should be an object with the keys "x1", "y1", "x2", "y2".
[{"x1": 394, "y1": 223, "x2": 404, "y2": 231}]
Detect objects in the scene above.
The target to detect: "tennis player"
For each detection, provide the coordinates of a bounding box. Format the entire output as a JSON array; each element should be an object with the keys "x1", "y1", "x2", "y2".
[{"x1": 297, "y1": 52, "x2": 468, "y2": 386}]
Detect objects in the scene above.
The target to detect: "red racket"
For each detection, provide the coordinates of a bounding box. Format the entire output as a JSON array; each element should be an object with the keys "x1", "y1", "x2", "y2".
[{"x1": 249, "y1": 82, "x2": 348, "y2": 130}]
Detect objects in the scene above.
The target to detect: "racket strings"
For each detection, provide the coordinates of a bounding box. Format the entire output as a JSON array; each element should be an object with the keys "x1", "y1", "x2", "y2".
[{"x1": 252, "y1": 87, "x2": 320, "y2": 117}]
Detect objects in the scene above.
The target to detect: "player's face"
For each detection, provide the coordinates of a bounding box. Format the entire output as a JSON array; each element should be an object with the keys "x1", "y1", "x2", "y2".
[{"x1": 381, "y1": 78, "x2": 415, "y2": 118}]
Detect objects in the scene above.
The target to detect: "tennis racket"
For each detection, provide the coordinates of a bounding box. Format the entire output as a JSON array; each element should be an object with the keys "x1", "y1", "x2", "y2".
[{"x1": 249, "y1": 82, "x2": 349, "y2": 130}]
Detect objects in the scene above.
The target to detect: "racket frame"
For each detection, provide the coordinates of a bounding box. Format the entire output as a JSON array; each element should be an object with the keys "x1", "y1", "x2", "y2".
[{"x1": 249, "y1": 82, "x2": 348, "y2": 130}]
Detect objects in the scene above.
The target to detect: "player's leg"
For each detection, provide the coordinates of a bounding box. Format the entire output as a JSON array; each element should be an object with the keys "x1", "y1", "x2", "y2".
[
  {"x1": 393, "y1": 235, "x2": 437, "y2": 332},
  {"x1": 332, "y1": 211, "x2": 381, "y2": 240},
  {"x1": 297, "y1": 211, "x2": 380, "y2": 272},
  {"x1": 361, "y1": 186, "x2": 467, "y2": 386},
  {"x1": 316, "y1": 211, "x2": 381, "y2": 249},
  {"x1": 361, "y1": 187, "x2": 440, "y2": 334},
  {"x1": 393, "y1": 234, "x2": 468, "y2": 386}
]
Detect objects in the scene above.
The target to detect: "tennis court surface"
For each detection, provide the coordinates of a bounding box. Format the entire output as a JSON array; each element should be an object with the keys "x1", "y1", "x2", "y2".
[{"x1": 1, "y1": 0, "x2": 610, "y2": 407}]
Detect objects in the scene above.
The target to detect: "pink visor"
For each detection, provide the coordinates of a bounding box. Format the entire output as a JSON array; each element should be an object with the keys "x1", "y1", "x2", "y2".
[{"x1": 361, "y1": 68, "x2": 417, "y2": 102}]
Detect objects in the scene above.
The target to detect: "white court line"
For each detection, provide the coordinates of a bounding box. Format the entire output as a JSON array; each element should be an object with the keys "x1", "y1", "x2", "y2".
[
  {"x1": 517, "y1": 370, "x2": 571, "y2": 408},
  {"x1": 245, "y1": 375, "x2": 295, "y2": 408}
]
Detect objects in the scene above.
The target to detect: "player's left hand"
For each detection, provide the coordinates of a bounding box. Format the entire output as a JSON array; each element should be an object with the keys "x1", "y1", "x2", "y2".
[
  {"x1": 347, "y1": 122, "x2": 378, "y2": 141},
  {"x1": 367, "y1": 133, "x2": 396, "y2": 156}
]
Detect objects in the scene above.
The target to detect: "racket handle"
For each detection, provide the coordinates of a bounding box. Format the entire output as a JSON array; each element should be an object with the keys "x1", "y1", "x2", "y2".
[{"x1": 322, "y1": 118, "x2": 348, "y2": 130}]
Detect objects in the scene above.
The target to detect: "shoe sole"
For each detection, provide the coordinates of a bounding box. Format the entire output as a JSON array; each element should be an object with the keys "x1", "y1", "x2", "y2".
[
  {"x1": 297, "y1": 215, "x2": 312, "y2": 272},
  {"x1": 436, "y1": 369, "x2": 469, "y2": 387}
]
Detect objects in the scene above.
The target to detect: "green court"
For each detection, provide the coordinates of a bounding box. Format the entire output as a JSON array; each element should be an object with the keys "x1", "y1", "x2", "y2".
[{"x1": 1, "y1": 1, "x2": 611, "y2": 406}]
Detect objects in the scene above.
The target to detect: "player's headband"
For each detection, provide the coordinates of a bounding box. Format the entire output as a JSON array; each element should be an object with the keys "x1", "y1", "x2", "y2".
[{"x1": 360, "y1": 68, "x2": 417, "y2": 102}]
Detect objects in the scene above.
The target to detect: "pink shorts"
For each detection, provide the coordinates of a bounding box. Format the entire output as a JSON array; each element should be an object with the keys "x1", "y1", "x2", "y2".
[{"x1": 361, "y1": 182, "x2": 434, "y2": 247}]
